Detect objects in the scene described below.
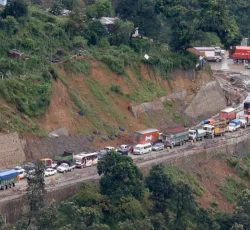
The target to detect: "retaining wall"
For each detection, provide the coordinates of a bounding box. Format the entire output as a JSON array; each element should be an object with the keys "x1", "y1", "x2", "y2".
[{"x1": 1, "y1": 134, "x2": 250, "y2": 225}]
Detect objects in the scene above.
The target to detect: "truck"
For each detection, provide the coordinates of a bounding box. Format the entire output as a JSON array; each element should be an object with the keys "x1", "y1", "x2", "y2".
[
  {"x1": 219, "y1": 108, "x2": 236, "y2": 122},
  {"x1": 203, "y1": 121, "x2": 227, "y2": 138},
  {"x1": 188, "y1": 129, "x2": 207, "y2": 142},
  {"x1": 54, "y1": 151, "x2": 74, "y2": 162},
  {"x1": 238, "y1": 115, "x2": 250, "y2": 128},
  {"x1": 162, "y1": 129, "x2": 189, "y2": 149},
  {"x1": 227, "y1": 119, "x2": 241, "y2": 132},
  {"x1": 194, "y1": 47, "x2": 223, "y2": 62},
  {"x1": 133, "y1": 128, "x2": 163, "y2": 144},
  {"x1": 229, "y1": 46, "x2": 250, "y2": 63},
  {"x1": 57, "y1": 162, "x2": 75, "y2": 173},
  {"x1": 0, "y1": 169, "x2": 19, "y2": 190},
  {"x1": 40, "y1": 158, "x2": 57, "y2": 169},
  {"x1": 244, "y1": 101, "x2": 250, "y2": 114}
]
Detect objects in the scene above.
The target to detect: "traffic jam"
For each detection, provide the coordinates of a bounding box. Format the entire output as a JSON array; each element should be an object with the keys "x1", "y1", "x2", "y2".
[{"x1": 1, "y1": 101, "x2": 250, "y2": 191}]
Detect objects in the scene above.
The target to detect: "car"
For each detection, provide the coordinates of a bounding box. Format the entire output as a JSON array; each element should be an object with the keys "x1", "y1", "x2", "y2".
[
  {"x1": 152, "y1": 143, "x2": 164, "y2": 151},
  {"x1": 26, "y1": 169, "x2": 36, "y2": 180},
  {"x1": 104, "y1": 146, "x2": 116, "y2": 152},
  {"x1": 15, "y1": 168, "x2": 27, "y2": 179},
  {"x1": 119, "y1": 145, "x2": 130, "y2": 150},
  {"x1": 44, "y1": 168, "x2": 57, "y2": 177}
]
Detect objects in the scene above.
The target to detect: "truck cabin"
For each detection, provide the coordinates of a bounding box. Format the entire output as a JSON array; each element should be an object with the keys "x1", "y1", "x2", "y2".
[{"x1": 203, "y1": 124, "x2": 214, "y2": 132}]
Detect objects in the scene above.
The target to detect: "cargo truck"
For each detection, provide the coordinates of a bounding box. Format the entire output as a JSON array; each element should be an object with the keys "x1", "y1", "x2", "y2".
[
  {"x1": 203, "y1": 121, "x2": 227, "y2": 138},
  {"x1": 244, "y1": 101, "x2": 250, "y2": 114},
  {"x1": 219, "y1": 108, "x2": 236, "y2": 122},
  {"x1": 238, "y1": 115, "x2": 249, "y2": 128},
  {"x1": 162, "y1": 129, "x2": 189, "y2": 149},
  {"x1": 229, "y1": 46, "x2": 250, "y2": 63},
  {"x1": 133, "y1": 128, "x2": 163, "y2": 144},
  {"x1": 188, "y1": 129, "x2": 206, "y2": 142},
  {"x1": 194, "y1": 47, "x2": 223, "y2": 62},
  {"x1": 0, "y1": 169, "x2": 18, "y2": 190}
]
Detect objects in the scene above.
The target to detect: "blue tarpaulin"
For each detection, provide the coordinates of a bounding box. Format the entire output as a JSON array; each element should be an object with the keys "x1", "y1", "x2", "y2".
[{"x1": 0, "y1": 169, "x2": 18, "y2": 180}]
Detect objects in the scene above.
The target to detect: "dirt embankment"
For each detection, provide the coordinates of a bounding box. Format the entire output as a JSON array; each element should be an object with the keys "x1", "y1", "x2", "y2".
[{"x1": 37, "y1": 62, "x2": 217, "y2": 140}]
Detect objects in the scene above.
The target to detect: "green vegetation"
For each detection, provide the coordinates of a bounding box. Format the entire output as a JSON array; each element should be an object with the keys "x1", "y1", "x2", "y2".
[
  {"x1": 219, "y1": 176, "x2": 247, "y2": 202},
  {"x1": 13, "y1": 154, "x2": 250, "y2": 230},
  {"x1": 228, "y1": 156, "x2": 250, "y2": 179},
  {"x1": 164, "y1": 100, "x2": 186, "y2": 124},
  {"x1": 163, "y1": 165, "x2": 204, "y2": 196}
]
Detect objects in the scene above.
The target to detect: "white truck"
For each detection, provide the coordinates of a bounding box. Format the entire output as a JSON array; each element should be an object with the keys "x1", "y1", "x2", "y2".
[
  {"x1": 238, "y1": 115, "x2": 249, "y2": 128},
  {"x1": 57, "y1": 162, "x2": 75, "y2": 173},
  {"x1": 188, "y1": 129, "x2": 206, "y2": 142},
  {"x1": 194, "y1": 47, "x2": 223, "y2": 62}
]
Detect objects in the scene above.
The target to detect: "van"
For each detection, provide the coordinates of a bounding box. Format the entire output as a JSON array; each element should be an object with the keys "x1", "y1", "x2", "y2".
[{"x1": 133, "y1": 143, "x2": 152, "y2": 155}]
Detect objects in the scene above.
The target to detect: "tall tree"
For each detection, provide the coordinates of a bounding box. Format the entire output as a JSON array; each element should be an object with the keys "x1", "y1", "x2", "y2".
[
  {"x1": 26, "y1": 161, "x2": 46, "y2": 226},
  {"x1": 2, "y1": 0, "x2": 28, "y2": 19},
  {"x1": 97, "y1": 151, "x2": 144, "y2": 200},
  {"x1": 146, "y1": 164, "x2": 174, "y2": 212}
]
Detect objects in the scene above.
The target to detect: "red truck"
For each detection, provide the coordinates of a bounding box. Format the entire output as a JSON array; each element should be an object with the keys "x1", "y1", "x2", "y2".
[
  {"x1": 219, "y1": 107, "x2": 236, "y2": 122},
  {"x1": 229, "y1": 46, "x2": 250, "y2": 63},
  {"x1": 133, "y1": 128, "x2": 162, "y2": 144}
]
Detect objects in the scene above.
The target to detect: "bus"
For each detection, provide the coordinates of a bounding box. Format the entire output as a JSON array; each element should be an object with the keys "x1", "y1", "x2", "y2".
[{"x1": 74, "y1": 152, "x2": 98, "y2": 168}]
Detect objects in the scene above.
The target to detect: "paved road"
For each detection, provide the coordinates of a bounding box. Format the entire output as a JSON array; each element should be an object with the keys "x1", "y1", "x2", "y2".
[{"x1": 1, "y1": 62, "x2": 250, "y2": 202}]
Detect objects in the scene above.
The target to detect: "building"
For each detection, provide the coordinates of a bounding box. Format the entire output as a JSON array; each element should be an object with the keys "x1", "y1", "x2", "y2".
[
  {"x1": 0, "y1": 0, "x2": 7, "y2": 6},
  {"x1": 100, "y1": 17, "x2": 118, "y2": 33}
]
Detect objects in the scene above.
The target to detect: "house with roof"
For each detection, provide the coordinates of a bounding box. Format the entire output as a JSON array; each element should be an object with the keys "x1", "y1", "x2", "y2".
[
  {"x1": 0, "y1": 0, "x2": 7, "y2": 6},
  {"x1": 99, "y1": 17, "x2": 118, "y2": 33}
]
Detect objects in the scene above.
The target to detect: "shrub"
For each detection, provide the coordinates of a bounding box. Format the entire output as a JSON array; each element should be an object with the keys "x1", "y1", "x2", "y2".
[
  {"x1": 100, "y1": 55, "x2": 125, "y2": 75},
  {"x1": 110, "y1": 85, "x2": 122, "y2": 94}
]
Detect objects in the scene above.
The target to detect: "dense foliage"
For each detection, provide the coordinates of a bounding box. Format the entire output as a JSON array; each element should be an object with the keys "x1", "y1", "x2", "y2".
[
  {"x1": 12, "y1": 153, "x2": 250, "y2": 230},
  {"x1": 0, "y1": 0, "x2": 246, "y2": 125}
]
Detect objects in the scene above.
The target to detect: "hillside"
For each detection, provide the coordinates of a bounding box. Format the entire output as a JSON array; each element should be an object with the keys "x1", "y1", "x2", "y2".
[{"x1": 0, "y1": 0, "x2": 226, "y2": 139}]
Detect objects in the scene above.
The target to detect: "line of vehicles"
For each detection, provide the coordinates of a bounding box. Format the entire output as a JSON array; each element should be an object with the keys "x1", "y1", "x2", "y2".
[{"x1": 1, "y1": 102, "x2": 250, "y2": 191}]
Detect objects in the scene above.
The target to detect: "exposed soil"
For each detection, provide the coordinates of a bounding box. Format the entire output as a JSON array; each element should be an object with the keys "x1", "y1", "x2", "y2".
[{"x1": 196, "y1": 158, "x2": 242, "y2": 213}]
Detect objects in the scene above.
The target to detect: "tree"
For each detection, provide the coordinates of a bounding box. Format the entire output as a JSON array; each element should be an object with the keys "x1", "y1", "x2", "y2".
[
  {"x1": 50, "y1": 0, "x2": 64, "y2": 16},
  {"x1": 84, "y1": 21, "x2": 106, "y2": 45},
  {"x1": 0, "y1": 214, "x2": 4, "y2": 230},
  {"x1": 26, "y1": 161, "x2": 46, "y2": 226},
  {"x1": 35, "y1": 203, "x2": 62, "y2": 230},
  {"x1": 233, "y1": 189, "x2": 250, "y2": 229},
  {"x1": 195, "y1": 208, "x2": 220, "y2": 230},
  {"x1": 67, "y1": 8, "x2": 87, "y2": 35},
  {"x1": 172, "y1": 182, "x2": 196, "y2": 220},
  {"x1": 146, "y1": 165, "x2": 174, "y2": 212},
  {"x1": 1, "y1": 16, "x2": 19, "y2": 35},
  {"x1": 115, "y1": 219, "x2": 154, "y2": 230},
  {"x1": 2, "y1": 0, "x2": 28, "y2": 19},
  {"x1": 86, "y1": 0, "x2": 112, "y2": 19},
  {"x1": 110, "y1": 19, "x2": 134, "y2": 46},
  {"x1": 97, "y1": 151, "x2": 144, "y2": 201}
]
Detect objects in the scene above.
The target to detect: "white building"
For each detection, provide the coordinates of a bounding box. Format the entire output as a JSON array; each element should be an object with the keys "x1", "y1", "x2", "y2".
[{"x1": 0, "y1": 0, "x2": 7, "y2": 6}]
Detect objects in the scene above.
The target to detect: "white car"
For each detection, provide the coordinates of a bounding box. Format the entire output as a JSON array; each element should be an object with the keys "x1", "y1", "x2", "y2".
[
  {"x1": 119, "y1": 145, "x2": 130, "y2": 150},
  {"x1": 16, "y1": 168, "x2": 27, "y2": 179},
  {"x1": 44, "y1": 168, "x2": 57, "y2": 177},
  {"x1": 104, "y1": 146, "x2": 116, "y2": 152}
]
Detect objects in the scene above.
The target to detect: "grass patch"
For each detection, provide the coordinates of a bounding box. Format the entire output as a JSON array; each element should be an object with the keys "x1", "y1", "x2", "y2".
[
  {"x1": 0, "y1": 104, "x2": 47, "y2": 136},
  {"x1": 164, "y1": 99, "x2": 186, "y2": 124},
  {"x1": 64, "y1": 59, "x2": 91, "y2": 75},
  {"x1": 163, "y1": 166, "x2": 205, "y2": 196},
  {"x1": 227, "y1": 156, "x2": 250, "y2": 179},
  {"x1": 218, "y1": 176, "x2": 247, "y2": 202}
]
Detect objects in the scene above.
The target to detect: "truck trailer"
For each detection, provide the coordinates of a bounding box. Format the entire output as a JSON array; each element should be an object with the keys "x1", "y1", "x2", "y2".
[
  {"x1": 219, "y1": 108, "x2": 236, "y2": 122},
  {"x1": 194, "y1": 47, "x2": 223, "y2": 62},
  {"x1": 0, "y1": 169, "x2": 19, "y2": 190},
  {"x1": 203, "y1": 121, "x2": 227, "y2": 138},
  {"x1": 162, "y1": 129, "x2": 189, "y2": 148},
  {"x1": 133, "y1": 128, "x2": 162, "y2": 144},
  {"x1": 229, "y1": 46, "x2": 250, "y2": 63}
]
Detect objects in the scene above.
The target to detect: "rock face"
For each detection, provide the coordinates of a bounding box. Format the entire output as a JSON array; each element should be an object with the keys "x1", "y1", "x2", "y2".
[
  {"x1": 0, "y1": 133, "x2": 26, "y2": 169},
  {"x1": 184, "y1": 80, "x2": 227, "y2": 119}
]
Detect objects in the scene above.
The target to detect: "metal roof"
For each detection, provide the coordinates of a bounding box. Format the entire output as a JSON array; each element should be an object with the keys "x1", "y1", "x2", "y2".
[
  {"x1": 236, "y1": 46, "x2": 250, "y2": 50},
  {"x1": 220, "y1": 107, "x2": 236, "y2": 113},
  {"x1": 135, "y1": 128, "x2": 159, "y2": 134},
  {"x1": 0, "y1": 169, "x2": 18, "y2": 179},
  {"x1": 81, "y1": 152, "x2": 98, "y2": 157}
]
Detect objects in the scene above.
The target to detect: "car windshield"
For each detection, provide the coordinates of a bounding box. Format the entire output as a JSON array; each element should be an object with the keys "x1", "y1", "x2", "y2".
[
  {"x1": 134, "y1": 147, "x2": 141, "y2": 150},
  {"x1": 61, "y1": 163, "x2": 68, "y2": 167},
  {"x1": 229, "y1": 123, "x2": 236, "y2": 126}
]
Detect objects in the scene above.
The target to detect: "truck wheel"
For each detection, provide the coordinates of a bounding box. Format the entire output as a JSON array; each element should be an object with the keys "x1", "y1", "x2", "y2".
[{"x1": 216, "y1": 58, "x2": 220, "y2": 62}]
